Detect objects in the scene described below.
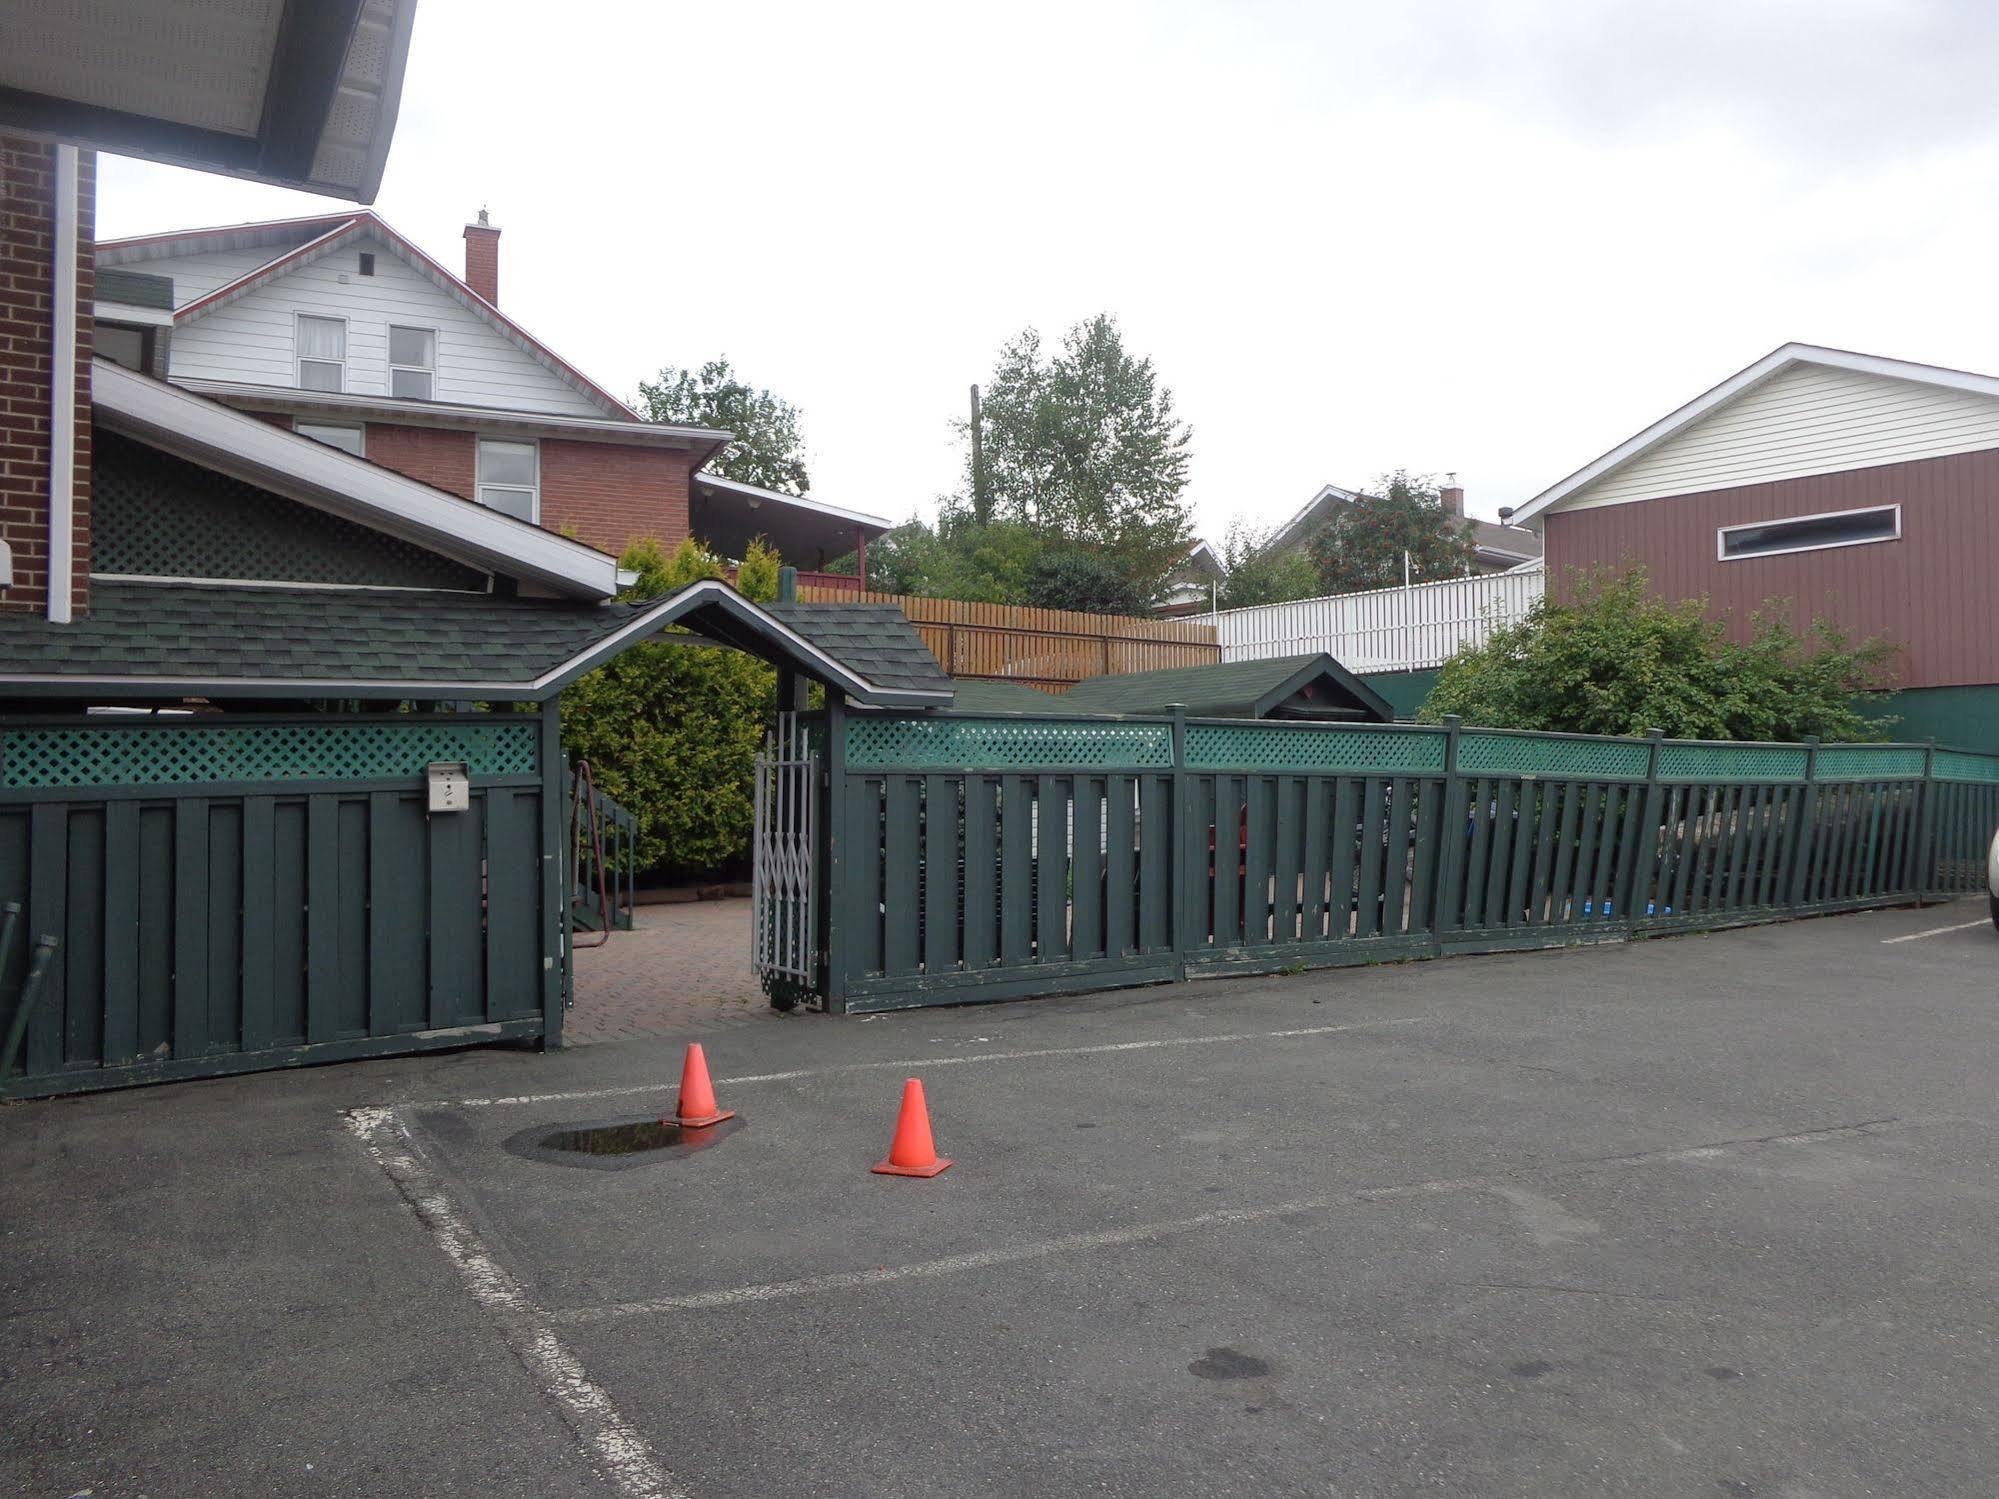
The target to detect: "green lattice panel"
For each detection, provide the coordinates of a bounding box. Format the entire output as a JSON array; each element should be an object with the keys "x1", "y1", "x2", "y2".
[
  {"x1": 845, "y1": 715, "x2": 1173, "y2": 770},
  {"x1": 1185, "y1": 723, "x2": 1445, "y2": 773},
  {"x1": 1934, "y1": 748, "x2": 1999, "y2": 783},
  {"x1": 1457, "y1": 731, "x2": 1649, "y2": 779},
  {"x1": 1655, "y1": 742, "x2": 1808, "y2": 782},
  {"x1": 3, "y1": 720, "x2": 538, "y2": 788},
  {"x1": 1813, "y1": 745, "x2": 1928, "y2": 781}
]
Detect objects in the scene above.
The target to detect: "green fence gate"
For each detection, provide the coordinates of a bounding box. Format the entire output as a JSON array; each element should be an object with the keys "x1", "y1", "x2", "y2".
[
  {"x1": 818, "y1": 706, "x2": 1999, "y2": 1012},
  {"x1": 0, "y1": 711, "x2": 567, "y2": 1098}
]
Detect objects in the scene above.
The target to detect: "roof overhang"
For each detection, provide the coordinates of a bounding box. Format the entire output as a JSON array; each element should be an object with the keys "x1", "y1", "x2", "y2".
[
  {"x1": 661, "y1": 582, "x2": 950, "y2": 707},
  {"x1": 91, "y1": 360, "x2": 624, "y2": 600},
  {"x1": 690, "y1": 472, "x2": 892, "y2": 564},
  {"x1": 1511, "y1": 342, "x2": 1999, "y2": 527},
  {"x1": 181, "y1": 377, "x2": 730, "y2": 455},
  {"x1": 0, "y1": 1, "x2": 416, "y2": 202}
]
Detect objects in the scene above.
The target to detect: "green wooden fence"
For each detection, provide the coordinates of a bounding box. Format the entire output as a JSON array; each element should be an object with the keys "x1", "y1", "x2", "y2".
[
  {"x1": 820, "y1": 707, "x2": 1999, "y2": 1013},
  {"x1": 0, "y1": 710, "x2": 567, "y2": 1098}
]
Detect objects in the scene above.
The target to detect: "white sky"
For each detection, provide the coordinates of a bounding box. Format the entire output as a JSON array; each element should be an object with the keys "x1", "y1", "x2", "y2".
[{"x1": 96, "y1": 0, "x2": 1999, "y2": 539}]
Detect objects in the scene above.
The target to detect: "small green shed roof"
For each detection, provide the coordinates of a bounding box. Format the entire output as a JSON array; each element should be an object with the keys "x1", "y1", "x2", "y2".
[
  {"x1": 0, "y1": 580, "x2": 955, "y2": 705},
  {"x1": 1056, "y1": 653, "x2": 1394, "y2": 721}
]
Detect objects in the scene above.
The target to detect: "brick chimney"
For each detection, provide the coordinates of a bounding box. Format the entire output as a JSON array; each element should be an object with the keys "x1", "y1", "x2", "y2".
[
  {"x1": 1440, "y1": 472, "x2": 1464, "y2": 517},
  {"x1": 462, "y1": 208, "x2": 499, "y2": 305}
]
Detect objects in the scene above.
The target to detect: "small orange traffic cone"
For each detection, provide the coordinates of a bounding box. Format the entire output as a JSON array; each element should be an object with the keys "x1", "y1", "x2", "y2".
[
  {"x1": 871, "y1": 1078, "x2": 952, "y2": 1177},
  {"x1": 670, "y1": 1042, "x2": 734, "y2": 1128}
]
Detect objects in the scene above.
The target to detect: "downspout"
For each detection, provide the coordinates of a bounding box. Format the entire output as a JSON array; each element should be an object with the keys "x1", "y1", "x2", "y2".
[{"x1": 46, "y1": 144, "x2": 78, "y2": 625}]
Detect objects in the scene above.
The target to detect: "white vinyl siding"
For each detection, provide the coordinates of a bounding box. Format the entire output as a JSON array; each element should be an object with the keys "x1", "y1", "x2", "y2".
[
  {"x1": 1564, "y1": 364, "x2": 1999, "y2": 511},
  {"x1": 478, "y1": 438, "x2": 538, "y2": 521},
  {"x1": 147, "y1": 244, "x2": 307, "y2": 305},
  {"x1": 156, "y1": 234, "x2": 608, "y2": 417}
]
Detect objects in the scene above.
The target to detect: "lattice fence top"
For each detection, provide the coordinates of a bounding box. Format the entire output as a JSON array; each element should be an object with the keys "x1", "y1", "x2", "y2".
[
  {"x1": 1186, "y1": 724, "x2": 1446, "y2": 773},
  {"x1": 2, "y1": 719, "x2": 538, "y2": 789},
  {"x1": 1656, "y1": 742, "x2": 1809, "y2": 781},
  {"x1": 1935, "y1": 748, "x2": 1999, "y2": 783},
  {"x1": 846, "y1": 715, "x2": 1174, "y2": 771},
  {"x1": 1458, "y1": 731, "x2": 1649, "y2": 779},
  {"x1": 1814, "y1": 745, "x2": 1929, "y2": 781}
]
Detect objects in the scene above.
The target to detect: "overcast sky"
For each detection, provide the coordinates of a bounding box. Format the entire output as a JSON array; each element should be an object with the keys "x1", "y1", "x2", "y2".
[{"x1": 97, "y1": 0, "x2": 1999, "y2": 540}]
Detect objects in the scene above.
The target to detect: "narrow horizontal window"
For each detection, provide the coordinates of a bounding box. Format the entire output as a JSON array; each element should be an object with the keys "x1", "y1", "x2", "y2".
[
  {"x1": 1718, "y1": 505, "x2": 1900, "y2": 561},
  {"x1": 295, "y1": 421, "x2": 365, "y2": 457}
]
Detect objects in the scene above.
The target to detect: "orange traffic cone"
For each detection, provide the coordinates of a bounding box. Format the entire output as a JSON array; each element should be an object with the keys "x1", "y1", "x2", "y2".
[
  {"x1": 871, "y1": 1078, "x2": 952, "y2": 1177},
  {"x1": 670, "y1": 1042, "x2": 734, "y2": 1128}
]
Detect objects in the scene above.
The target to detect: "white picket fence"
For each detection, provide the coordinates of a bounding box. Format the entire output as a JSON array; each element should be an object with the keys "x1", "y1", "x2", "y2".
[{"x1": 1215, "y1": 565, "x2": 1545, "y2": 672}]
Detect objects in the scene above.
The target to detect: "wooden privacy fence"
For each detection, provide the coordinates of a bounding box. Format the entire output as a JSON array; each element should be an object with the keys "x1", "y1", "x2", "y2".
[
  {"x1": 1215, "y1": 566, "x2": 1544, "y2": 672},
  {"x1": 815, "y1": 706, "x2": 1999, "y2": 1012},
  {"x1": 0, "y1": 711, "x2": 566, "y2": 1098},
  {"x1": 796, "y1": 585, "x2": 1219, "y2": 689}
]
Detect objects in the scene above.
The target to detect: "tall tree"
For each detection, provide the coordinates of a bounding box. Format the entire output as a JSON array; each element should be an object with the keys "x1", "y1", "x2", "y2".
[
  {"x1": 1216, "y1": 519, "x2": 1321, "y2": 610},
  {"x1": 1307, "y1": 470, "x2": 1479, "y2": 594},
  {"x1": 968, "y1": 314, "x2": 1194, "y2": 599},
  {"x1": 636, "y1": 358, "x2": 810, "y2": 495}
]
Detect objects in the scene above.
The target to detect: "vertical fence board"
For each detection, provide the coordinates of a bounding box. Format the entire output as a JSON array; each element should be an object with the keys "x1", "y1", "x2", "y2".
[
  {"x1": 1036, "y1": 775, "x2": 1071, "y2": 962},
  {"x1": 205, "y1": 803, "x2": 243, "y2": 1054},
  {"x1": 238, "y1": 797, "x2": 275, "y2": 1053},
  {"x1": 1073, "y1": 778, "x2": 1104, "y2": 960},
  {"x1": 486, "y1": 789, "x2": 542, "y2": 1020},
  {"x1": 963, "y1": 777, "x2": 998, "y2": 967},
  {"x1": 1139, "y1": 774, "x2": 1171, "y2": 952},
  {"x1": 883, "y1": 777, "x2": 921, "y2": 975},
  {"x1": 1355, "y1": 779, "x2": 1386, "y2": 939},
  {"x1": 1000, "y1": 776, "x2": 1033, "y2": 964},
  {"x1": 101, "y1": 801, "x2": 141, "y2": 1063},
  {"x1": 1104, "y1": 775, "x2": 1134, "y2": 956},
  {"x1": 174, "y1": 799, "x2": 209, "y2": 1057},
  {"x1": 923, "y1": 775, "x2": 962, "y2": 973}
]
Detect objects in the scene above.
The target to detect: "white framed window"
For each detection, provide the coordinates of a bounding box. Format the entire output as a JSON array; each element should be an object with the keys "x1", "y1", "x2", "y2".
[
  {"x1": 1717, "y1": 504, "x2": 1901, "y2": 562},
  {"x1": 388, "y1": 324, "x2": 436, "y2": 400},
  {"x1": 296, "y1": 314, "x2": 346, "y2": 391},
  {"x1": 478, "y1": 437, "x2": 538, "y2": 521},
  {"x1": 295, "y1": 420, "x2": 365, "y2": 457}
]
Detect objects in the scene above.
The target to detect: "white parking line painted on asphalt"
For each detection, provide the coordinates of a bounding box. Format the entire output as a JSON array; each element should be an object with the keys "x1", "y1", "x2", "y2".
[
  {"x1": 439, "y1": 1015, "x2": 1435, "y2": 1110},
  {"x1": 551, "y1": 1200, "x2": 1331, "y2": 1324},
  {"x1": 1881, "y1": 918, "x2": 1990, "y2": 944},
  {"x1": 344, "y1": 1107, "x2": 688, "y2": 1499}
]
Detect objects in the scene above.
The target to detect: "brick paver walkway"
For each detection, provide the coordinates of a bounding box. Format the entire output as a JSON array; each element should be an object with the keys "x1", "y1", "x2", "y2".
[{"x1": 564, "y1": 898, "x2": 780, "y2": 1044}]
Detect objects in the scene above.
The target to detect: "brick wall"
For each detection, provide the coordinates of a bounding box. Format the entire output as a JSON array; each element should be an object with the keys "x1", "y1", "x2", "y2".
[
  {"x1": 0, "y1": 136, "x2": 94, "y2": 614},
  {"x1": 535, "y1": 439, "x2": 691, "y2": 554},
  {"x1": 363, "y1": 422, "x2": 476, "y2": 499}
]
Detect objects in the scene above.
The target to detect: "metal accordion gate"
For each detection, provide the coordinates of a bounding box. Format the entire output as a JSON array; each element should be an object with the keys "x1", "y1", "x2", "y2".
[{"x1": 751, "y1": 712, "x2": 818, "y2": 1006}]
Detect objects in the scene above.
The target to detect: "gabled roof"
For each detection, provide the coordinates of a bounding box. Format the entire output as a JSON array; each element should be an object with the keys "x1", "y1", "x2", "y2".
[
  {"x1": 0, "y1": 579, "x2": 956, "y2": 706},
  {"x1": 1265, "y1": 483, "x2": 1539, "y2": 565},
  {"x1": 92, "y1": 359, "x2": 624, "y2": 601},
  {"x1": 1511, "y1": 343, "x2": 1999, "y2": 526},
  {"x1": 1056, "y1": 653, "x2": 1395, "y2": 722},
  {"x1": 98, "y1": 210, "x2": 644, "y2": 422},
  {"x1": 762, "y1": 604, "x2": 952, "y2": 696}
]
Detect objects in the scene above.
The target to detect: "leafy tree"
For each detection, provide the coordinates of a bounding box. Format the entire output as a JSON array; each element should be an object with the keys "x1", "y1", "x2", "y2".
[
  {"x1": 1420, "y1": 567, "x2": 1898, "y2": 742},
  {"x1": 561, "y1": 536, "x2": 781, "y2": 877},
  {"x1": 1216, "y1": 519, "x2": 1321, "y2": 610},
  {"x1": 967, "y1": 314, "x2": 1194, "y2": 599},
  {"x1": 1024, "y1": 547, "x2": 1155, "y2": 616},
  {"x1": 636, "y1": 358, "x2": 810, "y2": 495},
  {"x1": 1307, "y1": 470, "x2": 1479, "y2": 594}
]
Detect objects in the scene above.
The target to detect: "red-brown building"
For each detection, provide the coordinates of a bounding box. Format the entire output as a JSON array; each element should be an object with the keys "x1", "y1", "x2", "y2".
[
  {"x1": 90, "y1": 210, "x2": 886, "y2": 580},
  {"x1": 1513, "y1": 344, "x2": 1999, "y2": 747}
]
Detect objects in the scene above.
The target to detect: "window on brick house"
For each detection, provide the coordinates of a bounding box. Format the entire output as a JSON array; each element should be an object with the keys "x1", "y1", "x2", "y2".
[
  {"x1": 389, "y1": 325, "x2": 435, "y2": 400},
  {"x1": 295, "y1": 421, "x2": 365, "y2": 457},
  {"x1": 296, "y1": 314, "x2": 346, "y2": 391},
  {"x1": 478, "y1": 438, "x2": 538, "y2": 522}
]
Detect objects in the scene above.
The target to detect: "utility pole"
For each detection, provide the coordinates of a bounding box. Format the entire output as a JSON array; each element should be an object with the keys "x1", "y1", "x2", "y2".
[{"x1": 969, "y1": 383, "x2": 988, "y2": 525}]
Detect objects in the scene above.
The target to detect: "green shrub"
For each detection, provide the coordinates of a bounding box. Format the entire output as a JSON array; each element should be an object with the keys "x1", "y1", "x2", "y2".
[
  {"x1": 561, "y1": 537, "x2": 780, "y2": 878},
  {"x1": 1420, "y1": 567, "x2": 1899, "y2": 742}
]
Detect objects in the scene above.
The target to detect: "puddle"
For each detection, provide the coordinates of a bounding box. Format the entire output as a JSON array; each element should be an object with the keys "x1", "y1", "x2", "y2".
[{"x1": 502, "y1": 1113, "x2": 743, "y2": 1169}]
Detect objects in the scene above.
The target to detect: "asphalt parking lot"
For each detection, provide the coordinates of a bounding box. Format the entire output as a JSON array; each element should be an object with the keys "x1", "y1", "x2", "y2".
[{"x1": 6, "y1": 900, "x2": 1999, "y2": 1498}]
